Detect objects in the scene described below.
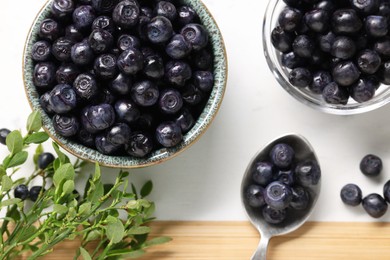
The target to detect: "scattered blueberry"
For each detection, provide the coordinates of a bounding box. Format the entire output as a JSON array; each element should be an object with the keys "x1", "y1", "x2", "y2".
[
  {"x1": 383, "y1": 180, "x2": 390, "y2": 203},
  {"x1": 276, "y1": 169, "x2": 295, "y2": 186},
  {"x1": 0, "y1": 128, "x2": 11, "y2": 145},
  {"x1": 362, "y1": 193, "x2": 388, "y2": 218},
  {"x1": 340, "y1": 183, "x2": 362, "y2": 206},
  {"x1": 360, "y1": 154, "x2": 382, "y2": 177},
  {"x1": 29, "y1": 186, "x2": 44, "y2": 202},
  {"x1": 14, "y1": 185, "x2": 29, "y2": 201},
  {"x1": 318, "y1": 31, "x2": 336, "y2": 53},
  {"x1": 38, "y1": 152, "x2": 55, "y2": 169}
]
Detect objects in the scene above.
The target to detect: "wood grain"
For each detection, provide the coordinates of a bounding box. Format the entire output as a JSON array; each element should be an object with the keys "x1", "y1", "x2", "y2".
[{"x1": 15, "y1": 221, "x2": 390, "y2": 259}]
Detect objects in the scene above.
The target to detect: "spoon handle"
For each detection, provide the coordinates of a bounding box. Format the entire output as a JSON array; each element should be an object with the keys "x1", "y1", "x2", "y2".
[{"x1": 251, "y1": 236, "x2": 270, "y2": 260}]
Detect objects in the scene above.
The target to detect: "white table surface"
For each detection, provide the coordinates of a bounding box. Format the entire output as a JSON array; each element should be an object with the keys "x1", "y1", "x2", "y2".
[{"x1": 2, "y1": 0, "x2": 390, "y2": 222}]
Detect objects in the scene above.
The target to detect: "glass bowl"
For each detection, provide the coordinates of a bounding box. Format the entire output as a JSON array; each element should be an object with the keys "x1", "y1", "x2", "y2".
[{"x1": 263, "y1": 0, "x2": 390, "y2": 115}]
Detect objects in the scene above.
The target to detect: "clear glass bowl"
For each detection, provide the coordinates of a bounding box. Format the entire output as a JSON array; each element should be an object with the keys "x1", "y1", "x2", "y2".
[{"x1": 263, "y1": 0, "x2": 390, "y2": 115}]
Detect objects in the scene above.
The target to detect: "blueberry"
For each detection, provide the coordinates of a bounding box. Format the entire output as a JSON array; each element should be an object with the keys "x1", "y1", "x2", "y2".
[
  {"x1": 181, "y1": 23, "x2": 208, "y2": 51},
  {"x1": 331, "y1": 36, "x2": 356, "y2": 60},
  {"x1": 383, "y1": 180, "x2": 390, "y2": 203},
  {"x1": 95, "y1": 134, "x2": 120, "y2": 155},
  {"x1": 40, "y1": 92, "x2": 54, "y2": 114},
  {"x1": 155, "y1": 1, "x2": 177, "y2": 21},
  {"x1": 0, "y1": 128, "x2": 11, "y2": 145},
  {"x1": 65, "y1": 24, "x2": 84, "y2": 42},
  {"x1": 292, "y1": 35, "x2": 314, "y2": 58},
  {"x1": 181, "y1": 83, "x2": 203, "y2": 105},
  {"x1": 73, "y1": 5, "x2": 96, "y2": 30},
  {"x1": 77, "y1": 128, "x2": 95, "y2": 147},
  {"x1": 94, "y1": 53, "x2": 118, "y2": 79},
  {"x1": 252, "y1": 161, "x2": 274, "y2": 186},
  {"x1": 125, "y1": 131, "x2": 153, "y2": 157},
  {"x1": 131, "y1": 80, "x2": 159, "y2": 107},
  {"x1": 52, "y1": 37, "x2": 73, "y2": 62},
  {"x1": 159, "y1": 88, "x2": 183, "y2": 115},
  {"x1": 304, "y1": 9, "x2": 329, "y2": 33},
  {"x1": 94, "y1": 88, "x2": 116, "y2": 105},
  {"x1": 147, "y1": 16, "x2": 173, "y2": 43},
  {"x1": 193, "y1": 71, "x2": 214, "y2": 92},
  {"x1": 56, "y1": 63, "x2": 80, "y2": 84},
  {"x1": 269, "y1": 143, "x2": 294, "y2": 169},
  {"x1": 357, "y1": 49, "x2": 381, "y2": 74},
  {"x1": 332, "y1": 61, "x2": 360, "y2": 86},
  {"x1": 264, "y1": 181, "x2": 293, "y2": 210},
  {"x1": 340, "y1": 183, "x2": 362, "y2": 206},
  {"x1": 350, "y1": 78, "x2": 376, "y2": 103},
  {"x1": 14, "y1": 185, "x2": 29, "y2": 200},
  {"x1": 281, "y1": 51, "x2": 305, "y2": 69},
  {"x1": 140, "y1": 6, "x2": 153, "y2": 18},
  {"x1": 365, "y1": 15, "x2": 388, "y2": 37},
  {"x1": 318, "y1": 31, "x2": 336, "y2": 53},
  {"x1": 278, "y1": 7, "x2": 302, "y2": 32},
  {"x1": 245, "y1": 185, "x2": 266, "y2": 208},
  {"x1": 143, "y1": 54, "x2": 165, "y2": 79},
  {"x1": 322, "y1": 82, "x2": 349, "y2": 105},
  {"x1": 51, "y1": 0, "x2": 75, "y2": 20},
  {"x1": 362, "y1": 193, "x2": 388, "y2": 218},
  {"x1": 350, "y1": 0, "x2": 380, "y2": 14},
  {"x1": 39, "y1": 19, "x2": 61, "y2": 41},
  {"x1": 379, "y1": 1, "x2": 390, "y2": 18},
  {"x1": 310, "y1": 49, "x2": 328, "y2": 68},
  {"x1": 295, "y1": 160, "x2": 321, "y2": 186},
  {"x1": 360, "y1": 154, "x2": 382, "y2": 177},
  {"x1": 291, "y1": 186, "x2": 310, "y2": 210},
  {"x1": 31, "y1": 41, "x2": 51, "y2": 62},
  {"x1": 276, "y1": 169, "x2": 295, "y2": 186},
  {"x1": 109, "y1": 73, "x2": 132, "y2": 95},
  {"x1": 49, "y1": 84, "x2": 77, "y2": 114},
  {"x1": 91, "y1": 0, "x2": 118, "y2": 14},
  {"x1": 112, "y1": 0, "x2": 140, "y2": 28},
  {"x1": 114, "y1": 99, "x2": 140, "y2": 124},
  {"x1": 309, "y1": 70, "x2": 332, "y2": 94},
  {"x1": 137, "y1": 15, "x2": 151, "y2": 42},
  {"x1": 53, "y1": 114, "x2": 80, "y2": 137},
  {"x1": 88, "y1": 29, "x2": 114, "y2": 53},
  {"x1": 177, "y1": 5, "x2": 197, "y2": 25},
  {"x1": 379, "y1": 61, "x2": 390, "y2": 84},
  {"x1": 156, "y1": 121, "x2": 182, "y2": 148},
  {"x1": 271, "y1": 26, "x2": 294, "y2": 53},
  {"x1": 373, "y1": 37, "x2": 390, "y2": 57},
  {"x1": 332, "y1": 9, "x2": 362, "y2": 34},
  {"x1": 71, "y1": 40, "x2": 94, "y2": 66},
  {"x1": 315, "y1": 0, "x2": 335, "y2": 12},
  {"x1": 117, "y1": 34, "x2": 140, "y2": 51},
  {"x1": 166, "y1": 34, "x2": 192, "y2": 59},
  {"x1": 33, "y1": 62, "x2": 57, "y2": 88},
  {"x1": 107, "y1": 123, "x2": 131, "y2": 145},
  {"x1": 92, "y1": 16, "x2": 115, "y2": 33},
  {"x1": 165, "y1": 60, "x2": 192, "y2": 87},
  {"x1": 117, "y1": 47, "x2": 144, "y2": 75},
  {"x1": 175, "y1": 108, "x2": 195, "y2": 133},
  {"x1": 29, "y1": 186, "x2": 44, "y2": 202},
  {"x1": 288, "y1": 67, "x2": 312, "y2": 88},
  {"x1": 81, "y1": 104, "x2": 115, "y2": 132},
  {"x1": 262, "y1": 205, "x2": 286, "y2": 224},
  {"x1": 192, "y1": 49, "x2": 213, "y2": 70},
  {"x1": 73, "y1": 73, "x2": 99, "y2": 100}
]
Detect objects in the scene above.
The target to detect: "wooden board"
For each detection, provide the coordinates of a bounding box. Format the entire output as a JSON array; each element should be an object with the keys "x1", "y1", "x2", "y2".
[{"x1": 16, "y1": 221, "x2": 390, "y2": 259}]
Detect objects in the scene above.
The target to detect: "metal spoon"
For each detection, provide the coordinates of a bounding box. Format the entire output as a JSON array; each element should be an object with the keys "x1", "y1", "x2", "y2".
[{"x1": 241, "y1": 134, "x2": 321, "y2": 260}]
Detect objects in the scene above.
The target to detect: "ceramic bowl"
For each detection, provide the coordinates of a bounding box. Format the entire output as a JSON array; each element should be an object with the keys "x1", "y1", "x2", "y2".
[
  {"x1": 263, "y1": 0, "x2": 390, "y2": 115},
  {"x1": 23, "y1": 0, "x2": 227, "y2": 168}
]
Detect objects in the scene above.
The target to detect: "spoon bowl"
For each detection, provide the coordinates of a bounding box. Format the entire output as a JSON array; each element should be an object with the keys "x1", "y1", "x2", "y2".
[{"x1": 241, "y1": 134, "x2": 321, "y2": 260}]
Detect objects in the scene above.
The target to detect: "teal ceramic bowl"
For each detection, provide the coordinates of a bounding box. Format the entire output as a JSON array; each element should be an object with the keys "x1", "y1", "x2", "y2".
[{"x1": 23, "y1": 0, "x2": 227, "y2": 168}]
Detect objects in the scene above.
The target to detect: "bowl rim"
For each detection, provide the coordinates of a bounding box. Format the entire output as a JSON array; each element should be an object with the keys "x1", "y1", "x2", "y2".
[
  {"x1": 263, "y1": 0, "x2": 390, "y2": 115},
  {"x1": 23, "y1": 0, "x2": 228, "y2": 168}
]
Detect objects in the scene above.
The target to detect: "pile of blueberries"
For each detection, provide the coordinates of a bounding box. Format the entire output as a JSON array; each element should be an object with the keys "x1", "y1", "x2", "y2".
[
  {"x1": 272, "y1": 0, "x2": 390, "y2": 105},
  {"x1": 31, "y1": 0, "x2": 214, "y2": 158},
  {"x1": 245, "y1": 143, "x2": 321, "y2": 224},
  {"x1": 341, "y1": 154, "x2": 390, "y2": 218}
]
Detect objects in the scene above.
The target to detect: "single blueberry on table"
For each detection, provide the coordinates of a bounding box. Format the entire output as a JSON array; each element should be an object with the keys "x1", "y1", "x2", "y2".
[
  {"x1": 49, "y1": 84, "x2": 77, "y2": 114},
  {"x1": 304, "y1": 9, "x2": 329, "y2": 33},
  {"x1": 73, "y1": 5, "x2": 96, "y2": 31},
  {"x1": 33, "y1": 62, "x2": 57, "y2": 89},
  {"x1": 0, "y1": 129, "x2": 11, "y2": 145},
  {"x1": 270, "y1": 143, "x2": 295, "y2": 169},
  {"x1": 331, "y1": 9, "x2": 362, "y2": 34},
  {"x1": 109, "y1": 73, "x2": 132, "y2": 95},
  {"x1": 166, "y1": 34, "x2": 192, "y2": 60},
  {"x1": 94, "y1": 53, "x2": 118, "y2": 79},
  {"x1": 143, "y1": 54, "x2": 165, "y2": 79},
  {"x1": 14, "y1": 185, "x2": 29, "y2": 200},
  {"x1": 281, "y1": 51, "x2": 305, "y2": 69},
  {"x1": 383, "y1": 180, "x2": 390, "y2": 203},
  {"x1": 88, "y1": 29, "x2": 114, "y2": 54},
  {"x1": 262, "y1": 205, "x2": 287, "y2": 224},
  {"x1": 155, "y1": 121, "x2": 183, "y2": 148},
  {"x1": 81, "y1": 104, "x2": 116, "y2": 132},
  {"x1": 31, "y1": 41, "x2": 51, "y2": 62},
  {"x1": 39, "y1": 18, "x2": 61, "y2": 41},
  {"x1": 56, "y1": 63, "x2": 80, "y2": 85},
  {"x1": 175, "y1": 108, "x2": 195, "y2": 133},
  {"x1": 295, "y1": 160, "x2": 321, "y2": 187},
  {"x1": 357, "y1": 49, "x2": 381, "y2": 74},
  {"x1": 73, "y1": 73, "x2": 99, "y2": 100},
  {"x1": 177, "y1": 5, "x2": 197, "y2": 25},
  {"x1": 155, "y1": 1, "x2": 177, "y2": 21},
  {"x1": 131, "y1": 80, "x2": 159, "y2": 107},
  {"x1": 117, "y1": 47, "x2": 144, "y2": 75},
  {"x1": 322, "y1": 82, "x2": 349, "y2": 105},
  {"x1": 29, "y1": 186, "x2": 44, "y2": 202},
  {"x1": 112, "y1": 0, "x2": 140, "y2": 28},
  {"x1": 180, "y1": 23, "x2": 209, "y2": 51},
  {"x1": 65, "y1": 24, "x2": 83, "y2": 42},
  {"x1": 332, "y1": 61, "x2": 360, "y2": 87},
  {"x1": 252, "y1": 161, "x2": 274, "y2": 186},
  {"x1": 53, "y1": 114, "x2": 80, "y2": 137},
  {"x1": 362, "y1": 193, "x2": 388, "y2": 218},
  {"x1": 114, "y1": 99, "x2": 140, "y2": 124},
  {"x1": 38, "y1": 152, "x2": 55, "y2": 169},
  {"x1": 350, "y1": 78, "x2": 377, "y2": 103},
  {"x1": 125, "y1": 131, "x2": 153, "y2": 157},
  {"x1": 245, "y1": 185, "x2": 266, "y2": 208},
  {"x1": 52, "y1": 37, "x2": 74, "y2": 62},
  {"x1": 95, "y1": 134, "x2": 120, "y2": 155},
  {"x1": 92, "y1": 15, "x2": 115, "y2": 33},
  {"x1": 292, "y1": 35, "x2": 314, "y2": 58},
  {"x1": 360, "y1": 154, "x2": 382, "y2": 177},
  {"x1": 331, "y1": 36, "x2": 356, "y2": 60},
  {"x1": 289, "y1": 67, "x2": 312, "y2": 88},
  {"x1": 91, "y1": 0, "x2": 118, "y2": 14},
  {"x1": 271, "y1": 26, "x2": 294, "y2": 53},
  {"x1": 117, "y1": 34, "x2": 140, "y2": 51},
  {"x1": 165, "y1": 60, "x2": 192, "y2": 87},
  {"x1": 51, "y1": 0, "x2": 75, "y2": 20},
  {"x1": 291, "y1": 185, "x2": 310, "y2": 210},
  {"x1": 71, "y1": 40, "x2": 94, "y2": 66},
  {"x1": 147, "y1": 16, "x2": 173, "y2": 44},
  {"x1": 278, "y1": 7, "x2": 302, "y2": 32},
  {"x1": 365, "y1": 15, "x2": 388, "y2": 37},
  {"x1": 340, "y1": 183, "x2": 362, "y2": 206},
  {"x1": 107, "y1": 123, "x2": 131, "y2": 145},
  {"x1": 159, "y1": 88, "x2": 183, "y2": 115},
  {"x1": 309, "y1": 71, "x2": 332, "y2": 94}
]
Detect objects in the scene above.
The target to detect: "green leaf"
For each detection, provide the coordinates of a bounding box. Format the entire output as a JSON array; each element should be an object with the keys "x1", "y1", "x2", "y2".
[
  {"x1": 79, "y1": 247, "x2": 92, "y2": 260},
  {"x1": 67, "y1": 207, "x2": 77, "y2": 220},
  {"x1": 53, "y1": 158, "x2": 61, "y2": 171},
  {"x1": 25, "y1": 132, "x2": 49, "y2": 144},
  {"x1": 53, "y1": 163, "x2": 75, "y2": 187},
  {"x1": 120, "y1": 171, "x2": 129, "y2": 178},
  {"x1": 105, "y1": 216, "x2": 125, "y2": 244},
  {"x1": 0, "y1": 198, "x2": 21, "y2": 208},
  {"x1": 7, "y1": 151, "x2": 28, "y2": 168},
  {"x1": 52, "y1": 142, "x2": 69, "y2": 164},
  {"x1": 144, "y1": 202, "x2": 156, "y2": 218},
  {"x1": 6, "y1": 130, "x2": 23, "y2": 155},
  {"x1": 127, "y1": 226, "x2": 151, "y2": 235},
  {"x1": 61, "y1": 180, "x2": 75, "y2": 197},
  {"x1": 78, "y1": 202, "x2": 91, "y2": 217},
  {"x1": 107, "y1": 249, "x2": 146, "y2": 258},
  {"x1": 0, "y1": 165, "x2": 6, "y2": 178},
  {"x1": 103, "y1": 184, "x2": 114, "y2": 195},
  {"x1": 89, "y1": 182, "x2": 104, "y2": 204},
  {"x1": 122, "y1": 249, "x2": 146, "y2": 258},
  {"x1": 144, "y1": 237, "x2": 172, "y2": 247},
  {"x1": 131, "y1": 183, "x2": 138, "y2": 200},
  {"x1": 19, "y1": 225, "x2": 38, "y2": 242},
  {"x1": 140, "y1": 181, "x2": 153, "y2": 198},
  {"x1": 33, "y1": 144, "x2": 44, "y2": 166},
  {"x1": 1, "y1": 175, "x2": 13, "y2": 192},
  {"x1": 26, "y1": 111, "x2": 42, "y2": 133},
  {"x1": 53, "y1": 204, "x2": 68, "y2": 215},
  {"x1": 85, "y1": 230, "x2": 101, "y2": 242},
  {"x1": 6, "y1": 205, "x2": 20, "y2": 222},
  {"x1": 93, "y1": 162, "x2": 101, "y2": 181}
]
